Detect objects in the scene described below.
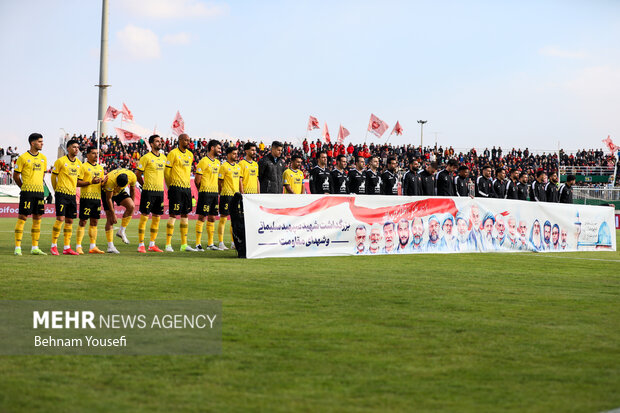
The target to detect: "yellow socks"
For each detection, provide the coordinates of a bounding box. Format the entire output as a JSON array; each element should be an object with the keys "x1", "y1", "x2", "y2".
[
  {"x1": 31, "y1": 218, "x2": 41, "y2": 247},
  {"x1": 106, "y1": 229, "x2": 114, "y2": 243},
  {"x1": 150, "y1": 216, "x2": 160, "y2": 243},
  {"x1": 89, "y1": 225, "x2": 98, "y2": 246},
  {"x1": 218, "y1": 217, "x2": 227, "y2": 243},
  {"x1": 196, "y1": 220, "x2": 204, "y2": 246},
  {"x1": 206, "y1": 221, "x2": 215, "y2": 246},
  {"x1": 52, "y1": 219, "x2": 63, "y2": 245},
  {"x1": 180, "y1": 217, "x2": 189, "y2": 245},
  {"x1": 166, "y1": 218, "x2": 176, "y2": 246},
  {"x1": 121, "y1": 216, "x2": 131, "y2": 230},
  {"x1": 138, "y1": 215, "x2": 148, "y2": 243},
  {"x1": 14, "y1": 218, "x2": 25, "y2": 247},
  {"x1": 76, "y1": 225, "x2": 85, "y2": 247},
  {"x1": 63, "y1": 222, "x2": 73, "y2": 247}
]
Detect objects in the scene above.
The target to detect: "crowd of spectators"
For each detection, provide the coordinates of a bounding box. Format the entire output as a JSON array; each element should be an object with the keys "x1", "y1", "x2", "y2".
[{"x1": 7, "y1": 133, "x2": 618, "y2": 187}]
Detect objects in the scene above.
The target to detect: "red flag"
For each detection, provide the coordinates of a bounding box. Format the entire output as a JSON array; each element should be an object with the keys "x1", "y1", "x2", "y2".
[
  {"x1": 115, "y1": 128, "x2": 142, "y2": 144},
  {"x1": 103, "y1": 106, "x2": 121, "y2": 122},
  {"x1": 367, "y1": 114, "x2": 389, "y2": 138},
  {"x1": 391, "y1": 121, "x2": 403, "y2": 136},
  {"x1": 322, "y1": 122, "x2": 331, "y2": 144},
  {"x1": 308, "y1": 116, "x2": 320, "y2": 131},
  {"x1": 171, "y1": 111, "x2": 185, "y2": 136},
  {"x1": 337, "y1": 125, "x2": 350, "y2": 145},
  {"x1": 602, "y1": 135, "x2": 619, "y2": 154},
  {"x1": 121, "y1": 103, "x2": 133, "y2": 122}
]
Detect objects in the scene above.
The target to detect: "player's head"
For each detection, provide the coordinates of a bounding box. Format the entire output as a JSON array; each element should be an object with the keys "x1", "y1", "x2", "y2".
[
  {"x1": 271, "y1": 141, "x2": 283, "y2": 158},
  {"x1": 244, "y1": 142, "x2": 257, "y2": 160},
  {"x1": 290, "y1": 154, "x2": 302, "y2": 170},
  {"x1": 207, "y1": 139, "x2": 222, "y2": 156},
  {"x1": 356, "y1": 155, "x2": 366, "y2": 169},
  {"x1": 409, "y1": 158, "x2": 420, "y2": 172},
  {"x1": 387, "y1": 156, "x2": 397, "y2": 172},
  {"x1": 427, "y1": 161, "x2": 439, "y2": 174},
  {"x1": 446, "y1": 158, "x2": 458, "y2": 172},
  {"x1": 116, "y1": 173, "x2": 128, "y2": 188},
  {"x1": 458, "y1": 165, "x2": 469, "y2": 178},
  {"x1": 566, "y1": 174, "x2": 576, "y2": 186},
  {"x1": 226, "y1": 146, "x2": 238, "y2": 162},
  {"x1": 496, "y1": 167, "x2": 505, "y2": 180},
  {"x1": 178, "y1": 134, "x2": 190, "y2": 150},
  {"x1": 536, "y1": 170, "x2": 546, "y2": 182},
  {"x1": 28, "y1": 133, "x2": 43, "y2": 151},
  {"x1": 316, "y1": 151, "x2": 327, "y2": 167},
  {"x1": 369, "y1": 156, "x2": 379, "y2": 170},
  {"x1": 336, "y1": 155, "x2": 347, "y2": 170},
  {"x1": 66, "y1": 139, "x2": 80, "y2": 156},
  {"x1": 519, "y1": 171, "x2": 528, "y2": 183},
  {"x1": 509, "y1": 168, "x2": 519, "y2": 180},
  {"x1": 482, "y1": 165, "x2": 492, "y2": 178},
  {"x1": 86, "y1": 146, "x2": 98, "y2": 162},
  {"x1": 548, "y1": 171, "x2": 558, "y2": 183},
  {"x1": 148, "y1": 134, "x2": 162, "y2": 150}
]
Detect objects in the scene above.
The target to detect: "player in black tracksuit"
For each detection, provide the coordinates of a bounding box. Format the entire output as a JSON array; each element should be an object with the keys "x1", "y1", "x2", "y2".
[
  {"x1": 530, "y1": 170, "x2": 547, "y2": 202},
  {"x1": 492, "y1": 167, "x2": 507, "y2": 198},
  {"x1": 309, "y1": 151, "x2": 332, "y2": 194},
  {"x1": 402, "y1": 159, "x2": 423, "y2": 196},
  {"x1": 348, "y1": 156, "x2": 367, "y2": 194},
  {"x1": 505, "y1": 169, "x2": 519, "y2": 200},
  {"x1": 419, "y1": 162, "x2": 438, "y2": 196},
  {"x1": 365, "y1": 156, "x2": 382, "y2": 195},
  {"x1": 436, "y1": 159, "x2": 458, "y2": 196},
  {"x1": 558, "y1": 175, "x2": 575, "y2": 204},
  {"x1": 330, "y1": 155, "x2": 349, "y2": 194},
  {"x1": 475, "y1": 165, "x2": 494, "y2": 198},
  {"x1": 380, "y1": 157, "x2": 399, "y2": 195},
  {"x1": 454, "y1": 165, "x2": 471, "y2": 197},
  {"x1": 517, "y1": 172, "x2": 529, "y2": 200},
  {"x1": 545, "y1": 171, "x2": 559, "y2": 202}
]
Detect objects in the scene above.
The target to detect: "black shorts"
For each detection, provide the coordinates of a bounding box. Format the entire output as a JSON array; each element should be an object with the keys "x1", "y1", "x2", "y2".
[
  {"x1": 168, "y1": 186, "x2": 192, "y2": 216},
  {"x1": 18, "y1": 192, "x2": 45, "y2": 216},
  {"x1": 55, "y1": 193, "x2": 77, "y2": 219},
  {"x1": 139, "y1": 190, "x2": 165, "y2": 216},
  {"x1": 196, "y1": 192, "x2": 218, "y2": 216},
  {"x1": 219, "y1": 195, "x2": 238, "y2": 216},
  {"x1": 79, "y1": 198, "x2": 102, "y2": 220},
  {"x1": 101, "y1": 190, "x2": 131, "y2": 211}
]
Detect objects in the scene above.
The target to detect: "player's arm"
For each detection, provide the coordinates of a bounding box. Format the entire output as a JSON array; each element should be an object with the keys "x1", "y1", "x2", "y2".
[
  {"x1": 129, "y1": 184, "x2": 136, "y2": 201},
  {"x1": 257, "y1": 178, "x2": 260, "y2": 194},
  {"x1": 164, "y1": 152, "x2": 174, "y2": 186},
  {"x1": 301, "y1": 175, "x2": 307, "y2": 194},
  {"x1": 239, "y1": 175, "x2": 245, "y2": 194},
  {"x1": 136, "y1": 170, "x2": 144, "y2": 186},
  {"x1": 194, "y1": 173, "x2": 202, "y2": 189},
  {"x1": 283, "y1": 171, "x2": 293, "y2": 194},
  {"x1": 13, "y1": 171, "x2": 22, "y2": 188}
]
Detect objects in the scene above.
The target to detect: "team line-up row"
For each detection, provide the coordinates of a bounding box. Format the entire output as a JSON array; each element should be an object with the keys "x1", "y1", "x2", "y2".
[{"x1": 11, "y1": 134, "x2": 576, "y2": 256}]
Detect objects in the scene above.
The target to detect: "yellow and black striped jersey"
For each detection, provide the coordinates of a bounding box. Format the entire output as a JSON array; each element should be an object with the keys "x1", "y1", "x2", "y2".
[
  {"x1": 218, "y1": 161, "x2": 241, "y2": 196},
  {"x1": 239, "y1": 159, "x2": 259, "y2": 194},
  {"x1": 283, "y1": 168, "x2": 304, "y2": 194},
  {"x1": 78, "y1": 162, "x2": 104, "y2": 199},
  {"x1": 137, "y1": 151, "x2": 166, "y2": 192},
  {"x1": 52, "y1": 156, "x2": 82, "y2": 195},
  {"x1": 103, "y1": 168, "x2": 137, "y2": 195},
  {"x1": 165, "y1": 148, "x2": 193, "y2": 188},
  {"x1": 195, "y1": 156, "x2": 220, "y2": 193},
  {"x1": 14, "y1": 151, "x2": 47, "y2": 195}
]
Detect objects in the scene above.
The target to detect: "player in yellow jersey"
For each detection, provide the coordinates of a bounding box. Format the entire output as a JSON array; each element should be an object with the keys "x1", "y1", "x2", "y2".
[
  {"x1": 101, "y1": 168, "x2": 137, "y2": 253},
  {"x1": 164, "y1": 134, "x2": 195, "y2": 252},
  {"x1": 50, "y1": 139, "x2": 82, "y2": 256},
  {"x1": 239, "y1": 142, "x2": 260, "y2": 194},
  {"x1": 135, "y1": 135, "x2": 166, "y2": 253},
  {"x1": 283, "y1": 154, "x2": 306, "y2": 194},
  {"x1": 193, "y1": 139, "x2": 222, "y2": 251},
  {"x1": 13, "y1": 133, "x2": 48, "y2": 256},
  {"x1": 217, "y1": 146, "x2": 241, "y2": 250},
  {"x1": 75, "y1": 147, "x2": 105, "y2": 254}
]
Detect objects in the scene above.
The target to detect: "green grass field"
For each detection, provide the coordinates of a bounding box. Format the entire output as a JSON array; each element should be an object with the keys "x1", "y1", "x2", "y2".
[{"x1": 0, "y1": 217, "x2": 619, "y2": 412}]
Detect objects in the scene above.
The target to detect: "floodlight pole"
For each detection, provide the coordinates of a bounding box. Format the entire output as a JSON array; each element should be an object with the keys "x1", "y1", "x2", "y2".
[
  {"x1": 95, "y1": 0, "x2": 110, "y2": 137},
  {"x1": 417, "y1": 120, "x2": 427, "y2": 148}
]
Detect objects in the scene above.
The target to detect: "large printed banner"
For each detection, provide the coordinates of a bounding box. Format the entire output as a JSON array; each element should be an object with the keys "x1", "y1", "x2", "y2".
[{"x1": 243, "y1": 194, "x2": 616, "y2": 259}]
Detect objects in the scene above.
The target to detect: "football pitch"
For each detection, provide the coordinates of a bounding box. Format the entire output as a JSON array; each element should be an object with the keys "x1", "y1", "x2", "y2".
[{"x1": 0, "y1": 217, "x2": 619, "y2": 412}]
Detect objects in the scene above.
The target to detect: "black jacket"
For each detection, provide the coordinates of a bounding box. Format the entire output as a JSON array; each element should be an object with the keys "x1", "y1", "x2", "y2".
[
  {"x1": 530, "y1": 181, "x2": 547, "y2": 202},
  {"x1": 454, "y1": 176, "x2": 470, "y2": 197},
  {"x1": 475, "y1": 176, "x2": 493, "y2": 198},
  {"x1": 309, "y1": 166, "x2": 332, "y2": 194},
  {"x1": 330, "y1": 169, "x2": 349, "y2": 194},
  {"x1": 505, "y1": 180, "x2": 518, "y2": 200},
  {"x1": 419, "y1": 170, "x2": 436, "y2": 196},
  {"x1": 365, "y1": 169, "x2": 382, "y2": 195},
  {"x1": 436, "y1": 169, "x2": 455, "y2": 196},
  {"x1": 258, "y1": 154, "x2": 286, "y2": 194},
  {"x1": 545, "y1": 182, "x2": 559, "y2": 202},
  {"x1": 348, "y1": 168, "x2": 366, "y2": 194},
  {"x1": 380, "y1": 170, "x2": 399, "y2": 195},
  {"x1": 516, "y1": 182, "x2": 529, "y2": 200},
  {"x1": 493, "y1": 179, "x2": 506, "y2": 198},
  {"x1": 558, "y1": 183, "x2": 573, "y2": 204},
  {"x1": 402, "y1": 170, "x2": 423, "y2": 196}
]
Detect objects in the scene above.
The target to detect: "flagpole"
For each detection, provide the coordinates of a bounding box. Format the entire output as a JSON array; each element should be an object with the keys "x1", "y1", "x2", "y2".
[
  {"x1": 384, "y1": 132, "x2": 394, "y2": 145},
  {"x1": 97, "y1": 120, "x2": 101, "y2": 165}
]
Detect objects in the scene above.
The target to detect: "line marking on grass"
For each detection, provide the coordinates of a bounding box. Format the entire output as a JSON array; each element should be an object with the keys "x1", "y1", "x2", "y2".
[
  {"x1": 600, "y1": 407, "x2": 620, "y2": 413},
  {"x1": 533, "y1": 255, "x2": 620, "y2": 263}
]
